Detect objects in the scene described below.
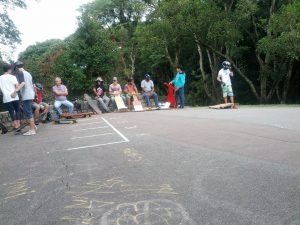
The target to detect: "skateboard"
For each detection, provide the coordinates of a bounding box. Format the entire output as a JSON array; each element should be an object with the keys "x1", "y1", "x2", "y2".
[
  {"x1": 209, "y1": 103, "x2": 238, "y2": 109},
  {"x1": 0, "y1": 122, "x2": 8, "y2": 134},
  {"x1": 14, "y1": 122, "x2": 28, "y2": 135},
  {"x1": 61, "y1": 112, "x2": 93, "y2": 119},
  {"x1": 84, "y1": 93, "x2": 102, "y2": 114},
  {"x1": 115, "y1": 95, "x2": 128, "y2": 111},
  {"x1": 54, "y1": 119, "x2": 77, "y2": 124},
  {"x1": 132, "y1": 94, "x2": 144, "y2": 112}
]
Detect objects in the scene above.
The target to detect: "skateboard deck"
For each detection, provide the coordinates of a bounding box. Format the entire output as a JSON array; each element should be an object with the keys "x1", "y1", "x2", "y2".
[
  {"x1": 84, "y1": 93, "x2": 102, "y2": 114},
  {"x1": 209, "y1": 103, "x2": 238, "y2": 109},
  {"x1": 14, "y1": 123, "x2": 29, "y2": 135},
  {"x1": 115, "y1": 95, "x2": 127, "y2": 111},
  {"x1": 54, "y1": 119, "x2": 77, "y2": 124},
  {"x1": 132, "y1": 95, "x2": 144, "y2": 112},
  {"x1": 61, "y1": 112, "x2": 93, "y2": 119},
  {"x1": 159, "y1": 102, "x2": 171, "y2": 110}
]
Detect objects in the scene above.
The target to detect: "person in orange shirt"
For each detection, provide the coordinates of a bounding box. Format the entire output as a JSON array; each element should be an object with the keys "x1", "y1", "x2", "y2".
[{"x1": 124, "y1": 77, "x2": 139, "y2": 110}]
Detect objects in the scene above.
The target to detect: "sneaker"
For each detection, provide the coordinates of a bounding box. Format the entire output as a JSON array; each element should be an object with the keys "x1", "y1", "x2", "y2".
[{"x1": 23, "y1": 130, "x2": 36, "y2": 136}]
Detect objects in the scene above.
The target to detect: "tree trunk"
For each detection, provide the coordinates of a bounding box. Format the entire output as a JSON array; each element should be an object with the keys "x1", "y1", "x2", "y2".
[{"x1": 281, "y1": 60, "x2": 294, "y2": 104}]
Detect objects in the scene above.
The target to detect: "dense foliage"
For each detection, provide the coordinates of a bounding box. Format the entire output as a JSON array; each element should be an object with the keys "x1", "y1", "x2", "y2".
[{"x1": 13, "y1": 0, "x2": 300, "y2": 104}]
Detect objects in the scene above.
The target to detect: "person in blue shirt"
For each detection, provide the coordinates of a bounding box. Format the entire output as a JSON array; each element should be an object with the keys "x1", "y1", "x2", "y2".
[{"x1": 170, "y1": 65, "x2": 186, "y2": 108}]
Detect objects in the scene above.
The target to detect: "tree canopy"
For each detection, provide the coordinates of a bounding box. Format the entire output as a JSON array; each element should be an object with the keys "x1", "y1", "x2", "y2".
[{"x1": 16, "y1": 0, "x2": 300, "y2": 104}]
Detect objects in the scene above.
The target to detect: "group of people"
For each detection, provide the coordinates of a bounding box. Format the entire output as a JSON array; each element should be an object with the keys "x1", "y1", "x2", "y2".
[{"x1": 0, "y1": 61, "x2": 235, "y2": 136}]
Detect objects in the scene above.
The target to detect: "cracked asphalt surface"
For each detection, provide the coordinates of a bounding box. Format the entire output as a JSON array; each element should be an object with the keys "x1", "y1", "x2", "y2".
[{"x1": 0, "y1": 106, "x2": 300, "y2": 225}]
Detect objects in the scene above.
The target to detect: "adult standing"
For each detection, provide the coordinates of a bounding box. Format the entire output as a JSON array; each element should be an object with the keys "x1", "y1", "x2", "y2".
[
  {"x1": 52, "y1": 77, "x2": 74, "y2": 116},
  {"x1": 141, "y1": 74, "x2": 159, "y2": 108},
  {"x1": 217, "y1": 61, "x2": 234, "y2": 104},
  {"x1": 170, "y1": 65, "x2": 186, "y2": 109},
  {"x1": 0, "y1": 64, "x2": 21, "y2": 130},
  {"x1": 93, "y1": 77, "x2": 110, "y2": 113},
  {"x1": 13, "y1": 61, "x2": 36, "y2": 136}
]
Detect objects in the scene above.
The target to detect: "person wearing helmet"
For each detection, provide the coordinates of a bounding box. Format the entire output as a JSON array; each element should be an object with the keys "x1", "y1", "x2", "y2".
[
  {"x1": 170, "y1": 65, "x2": 186, "y2": 108},
  {"x1": 141, "y1": 74, "x2": 159, "y2": 108},
  {"x1": 32, "y1": 83, "x2": 50, "y2": 123},
  {"x1": 13, "y1": 61, "x2": 37, "y2": 136},
  {"x1": 109, "y1": 77, "x2": 126, "y2": 111},
  {"x1": 93, "y1": 77, "x2": 110, "y2": 113},
  {"x1": 217, "y1": 61, "x2": 234, "y2": 104}
]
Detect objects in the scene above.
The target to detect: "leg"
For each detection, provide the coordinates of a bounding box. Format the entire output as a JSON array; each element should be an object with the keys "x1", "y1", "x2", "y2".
[
  {"x1": 98, "y1": 98, "x2": 109, "y2": 112},
  {"x1": 13, "y1": 100, "x2": 21, "y2": 128},
  {"x1": 23, "y1": 100, "x2": 36, "y2": 135},
  {"x1": 179, "y1": 88, "x2": 185, "y2": 108},
  {"x1": 126, "y1": 95, "x2": 132, "y2": 109},
  {"x1": 175, "y1": 90, "x2": 180, "y2": 107},
  {"x1": 151, "y1": 92, "x2": 159, "y2": 107},
  {"x1": 110, "y1": 96, "x2": 117, "y2": 110},
  {"x1": 32, "y1": 102, "x2": 40, "y2": 123},
  {"x1": 227, "y1": 85, "x2": 234, "y2": 104},
  {"x1": 103, "y1": 95, "x2": 110, "y2": 108},
  {"x1": 143, "y1": 93, "x2": 150, "y2": 107},
  {"x1": 5, "y1": 101, "x2": 18, "y2": 129},
  {"x1": 61, "y1": 100, "x2": 74, "y2": 114},
  {"x1": 54, "y1": 101, "x2": 63, "y2": 115},
  {"x1": 222, "y1": 84, "x2": 228, "y2": 104}
]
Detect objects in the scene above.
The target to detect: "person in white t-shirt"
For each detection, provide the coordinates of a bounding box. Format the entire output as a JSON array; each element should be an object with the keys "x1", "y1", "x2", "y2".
[
  {"x1": 0, "y1": 64, "x2": 21, "y2": 129},
  {"x1": 217, "y1": 61, "x2": 234, "y2": 104},
  {"x1": 141, "y1": 74, "x2": 159, "y2": 108}
]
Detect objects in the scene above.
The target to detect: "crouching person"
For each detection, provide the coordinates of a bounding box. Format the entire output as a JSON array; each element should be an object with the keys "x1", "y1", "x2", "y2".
[{"x1": 52, "y1": 77, "x2": 73, "y2": 117}]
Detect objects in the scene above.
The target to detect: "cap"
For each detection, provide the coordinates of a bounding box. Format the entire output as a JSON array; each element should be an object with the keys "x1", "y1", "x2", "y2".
[
  {"x1": 96, "y1": 77, "x2": 103, "y2": 82},
  {"x1": 113, "y1": 77, "x2": 118, "y2": 81}
]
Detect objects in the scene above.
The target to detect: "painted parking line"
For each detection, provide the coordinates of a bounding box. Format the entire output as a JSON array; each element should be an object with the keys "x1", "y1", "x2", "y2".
[
  {"x1": 66, "y1": 117, "x2": 129, "y2": 151},
  {"x1": 72, "y1": 126, "x2": 109, "y2": 132},
  {"x1": 71, "y1": 133, "x2": 114, "y2": 140}
]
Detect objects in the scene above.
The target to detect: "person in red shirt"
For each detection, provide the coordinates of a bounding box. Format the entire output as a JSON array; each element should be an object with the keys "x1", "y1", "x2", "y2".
[
  {"x1": 32, "y1": 83, "x2": 49, "y2": 123},
  {"x1": 124, "y1": 77, "x2": 139, "y2": 110}
]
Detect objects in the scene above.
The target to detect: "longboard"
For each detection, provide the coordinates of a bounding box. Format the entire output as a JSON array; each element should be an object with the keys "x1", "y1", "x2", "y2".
[
  {"x1": 61, "y1": 112, "x2": 93, "y2": 119},
  {"x1": 209, "y1": 103, "x2": 238, "y2": 109},
  {"x1": 54, "y1": 119, "x2": 77, "y2": 124},
  {"x1": 84, "y1": 93, "x2": 102, "y2": 114},
  {"x1": 132, "y1": 95, "x2": 144, "y2": 112},
  {"x1": 14, "y1": 122, "x2": 29, "y2": 135},
  {"x1": 115, "y1": 95, "x2": 127, "y2": 111}
]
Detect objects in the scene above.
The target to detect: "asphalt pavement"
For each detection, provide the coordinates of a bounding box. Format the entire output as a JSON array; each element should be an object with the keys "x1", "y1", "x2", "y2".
[{"x1": 0, "y1": 106, "x2": 300, "y2": 225}]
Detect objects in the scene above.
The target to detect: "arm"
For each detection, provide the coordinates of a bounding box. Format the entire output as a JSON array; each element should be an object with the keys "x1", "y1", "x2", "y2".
[
  {"x1": 217, "y1": 73, "x2": 222, "y2": 83},
  {"x1": 93, "y1": 87, "x2": 99, "y2": 97},
  {"x1": 229, "y1": 70, "x2": 234, "y2": 77},
  {"x1": 124, "y1": 85, "x2": 129, "y2": 94}
]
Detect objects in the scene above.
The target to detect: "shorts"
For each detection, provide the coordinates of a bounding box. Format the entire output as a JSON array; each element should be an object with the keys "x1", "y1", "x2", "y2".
[
  {"x1": 23, "y1": 100, "x2": 33, "y2": 119},
  {"x1": 222, "y1": 84, "x2": 234, "y2": 97}
]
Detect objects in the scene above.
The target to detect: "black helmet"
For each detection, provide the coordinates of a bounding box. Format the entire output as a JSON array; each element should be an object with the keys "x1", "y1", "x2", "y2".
[
  {"x1": 14, "y1": 61, "x2": 24, "y2": 69},
  {"x1": 222, "y1": 61, "x2": 231, "y2": 69},
  {"x1": 145, "y1": 73, "x2": 150, "y2": 79}
]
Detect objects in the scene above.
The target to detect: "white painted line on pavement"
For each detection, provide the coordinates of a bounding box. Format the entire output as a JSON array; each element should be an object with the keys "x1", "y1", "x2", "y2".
[
  {"x1": 71, "y1": 133, "x2": 114, "y2": 140},
  {"x1": 67, "y1": 140, "x2": 128, "y2": 151},
  {"x1": 101, "y1": 117, "x2": 129, "y2": 142},
  {"x1": 73, "y1": 126, "x2": 109, "y2": 132}
]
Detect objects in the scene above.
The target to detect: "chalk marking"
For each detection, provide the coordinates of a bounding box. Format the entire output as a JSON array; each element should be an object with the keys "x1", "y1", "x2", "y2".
[
  {"x1": 125, "y1": 125, "x2": 137, "y2": 130},
  {"x1": 72, "y1": 126, "x2": 109, "y2": 132},
  {"x1": 67, "y1": 140, "x2": 128, "y2": 151},
  {"x1": 101, "y1": 117, "x2": 129, "y2": 142},
  {"x1": 117, "y1": 120, "x2": 128, "y2": 124},
  {"x1": 73, "y1": 122, "x2": 104, "y2": 126},
  {"x1": 71, "y1": 133, "x2": 114, "y2": 140}
]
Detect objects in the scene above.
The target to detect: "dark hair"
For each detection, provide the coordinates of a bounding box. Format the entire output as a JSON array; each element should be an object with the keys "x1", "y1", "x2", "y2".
[
  {"x1": 176, "y1": 65, "x2": 183, "y2": 70},
  {"x1": 3, "y1": 64, "x2": 12, "y2": 73},
  {"x1": 127, "y1": 77, "x2": 133, "y2": 82}
]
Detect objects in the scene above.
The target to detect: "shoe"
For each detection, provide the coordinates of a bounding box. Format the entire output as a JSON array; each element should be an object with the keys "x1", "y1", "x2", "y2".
[
  {"x1": 35, "y1": 126, "x2": 38, "y2": 131},
  {"x1": 23, "y1": 130, "x2": 36, "y2": 136}
]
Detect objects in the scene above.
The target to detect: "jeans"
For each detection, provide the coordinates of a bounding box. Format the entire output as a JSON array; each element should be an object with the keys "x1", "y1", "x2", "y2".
[
  {"x1": 175, "y1": 87, "x2": 185, "y2": 108},
  {"x1": 23, "y1": 100, "x2": 34, "y2": 119},
  {"x1": 97, "y1": 95, "x2": 110, "y2": 112},
  {"x1": 5, "y1": 100, "x2": 20, "y2": 121},
  {"x1": 110, "y1": 95, "x2": 126, "y2": 110},
  {"x1": 54, "y1": 100, "x2": 74, "y2": 115},
  {"x1": 143, "y1": 92, "x2": 159, "y2": 107}
]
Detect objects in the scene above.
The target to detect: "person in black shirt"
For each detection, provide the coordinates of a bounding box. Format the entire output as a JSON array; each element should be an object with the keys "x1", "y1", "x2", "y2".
[{"x1": 93, "y1": 77, "x2": 110, "y2": 113}]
